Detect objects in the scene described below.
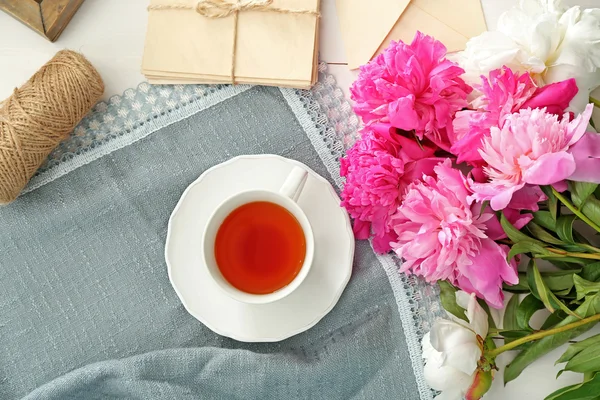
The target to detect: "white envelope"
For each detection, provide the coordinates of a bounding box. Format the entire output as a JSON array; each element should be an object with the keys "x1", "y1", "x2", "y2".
[{"x1": 336, "y1": 0, "x2": 488, "y2": 69}]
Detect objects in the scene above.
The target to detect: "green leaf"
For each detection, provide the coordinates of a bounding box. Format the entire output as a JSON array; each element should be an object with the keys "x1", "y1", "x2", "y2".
[
  {"x1": 499, "y1": 330, "x2": 532, "y2": 340},
  {"x1": 549, "y1": 288, "x2": 581, "y2": 318},
  {"x1": 542, "y1": 185, "x2": 559, "y2": 220},
  {"x1": 569, "y1": 181, "x2": 599, "y2": 208},
  {"x1": 504, "y1": 273, "x2": 530, "y2": 293},
  {"x1": 509, "y1": 240, "x2": 554, "y2": 261},
  {"x1": 538, "y1": 255, "x2": 591, "y2": 266},
  {"x1": 545, "y1": 372, "x2": 600, "y2": 400},
  {"x1": 501, "y1": 213, "x2": 538, "y2": 244},
  {"x1": 541, "y1": 310, "x2": 567, "y2": 330},
  {"x1": 580, "y1": 197, "x2": 600, "y2": 229},
  {"x1": 438, "y1": 281, "x2": 468, "y2": 322},
  {"x1": 557, "y1": 333, "x2": 600, "y2": 364},
  {"x1": 527, "y1": 262, "x2": 578, "y2": 318},
  {"x1": 574, "y1": 275, "x2": 600, "y2": 301},
  {"x1": 534, "y1": 211, "x2": 558, "y2": 232},
  {"x1": 504, "y1": 294, "x2": 520, "y2": 331},
  {"x1": 528, "y1": 262, "x2": 555, "y2": 312},
  {"x1": 564, "y1": 342, "x2": 600, "y2": 373},
  {"x1": 547, "y1": 259, "x2": 588, "y2": 270},
  {"x1": 582, "y1": 262, "x2": 600, "y2": 282},
  {"x1": 505, "y1": 293, "x2": 600, "y2": 384},
  {"x1": 560, "y1": 244, "x2": 592, "y2": 253},
  {"x1": 556, "y1": 215, "x2": 577, "y2": 244},
  {"x1": 543, "y1": 270, "x2": 577, "y2": 293},
  {"x1": 527, "y1": 222, "x2": 564, "y2": 245},
  {"x1": 477, "y1": 298, "x2": 496, "y2": 330},
  {"x1": 516, "y1": 294, "x2": 544, "y2": 331}
]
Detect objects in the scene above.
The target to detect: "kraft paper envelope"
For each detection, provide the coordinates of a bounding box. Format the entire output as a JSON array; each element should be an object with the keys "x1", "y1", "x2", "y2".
[
  {"x1": 142, "y1": 0, "x2": 320, "y2": 88},
  {"x1": 336, "y1": 0, "x2": 487, "y2": 69}
]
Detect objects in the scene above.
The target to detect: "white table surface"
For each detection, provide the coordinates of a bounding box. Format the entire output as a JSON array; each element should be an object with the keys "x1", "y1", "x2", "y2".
[{"x1": 1, "y1": 1, "x2": 599, "y2": 399}]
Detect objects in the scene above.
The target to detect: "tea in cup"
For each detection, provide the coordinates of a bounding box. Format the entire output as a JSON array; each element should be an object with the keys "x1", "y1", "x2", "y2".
[{"x1": 203, "y1": 167, "x2": 314, "y2": 304}]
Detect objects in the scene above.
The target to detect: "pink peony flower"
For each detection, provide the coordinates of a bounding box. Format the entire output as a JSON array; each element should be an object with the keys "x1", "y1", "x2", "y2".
[
  {"x1": 470, "y1": 104, "x2": 595, "y2": 211},
  {"x1": 390, "y1": 159, "x2": 518, "y2": 308},
  {"x1": 570, "y1": 132, "x2": 600, "y2": 184},
  {"x1": 340, "y1": 127, "x2": 443, "y2": 253},
  {"x1": 350, "y1": 32, "x2": 472, "y2": 151},
  {"x1": 450, "y1": 67, "x2": 579, "y2": 165}
]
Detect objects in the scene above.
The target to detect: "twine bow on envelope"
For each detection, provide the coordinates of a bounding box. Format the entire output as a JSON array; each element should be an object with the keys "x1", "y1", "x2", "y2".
[{"x1": 148, "y1": 0, "x2": 320, "y2": 84}]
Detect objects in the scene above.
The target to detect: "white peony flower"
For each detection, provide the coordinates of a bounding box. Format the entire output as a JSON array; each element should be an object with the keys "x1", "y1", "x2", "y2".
[
  {"x1": 457, "y1": 0, "x2": 600, "y2": 111},
  {"x1": 422, "y1": 291, "x2": 492, "y2": 400}
]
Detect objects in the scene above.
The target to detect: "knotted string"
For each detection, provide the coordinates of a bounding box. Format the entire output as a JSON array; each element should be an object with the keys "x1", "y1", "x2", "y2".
[{"x1": 148, "y1": 0, "x2": 320, "y2": 84}]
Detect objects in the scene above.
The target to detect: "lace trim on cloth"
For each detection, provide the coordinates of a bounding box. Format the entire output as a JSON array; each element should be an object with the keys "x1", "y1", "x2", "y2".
[{"x1": 24, "y1": 62, "x2": 442, "y2": 400}]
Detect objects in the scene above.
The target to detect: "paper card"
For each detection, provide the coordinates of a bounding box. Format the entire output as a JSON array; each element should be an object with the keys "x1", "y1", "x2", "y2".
[
  {"x1": 336, "y1": 0, "x2": 487, "y2": 69},
  {"x1": 142, "y1": 0, "x2": 320, "y2": 87}
]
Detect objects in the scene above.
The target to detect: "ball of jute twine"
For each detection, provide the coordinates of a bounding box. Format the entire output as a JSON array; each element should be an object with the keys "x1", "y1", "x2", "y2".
[{"x1": 0, "y1": 50, "x2": 104, "y2": 204}]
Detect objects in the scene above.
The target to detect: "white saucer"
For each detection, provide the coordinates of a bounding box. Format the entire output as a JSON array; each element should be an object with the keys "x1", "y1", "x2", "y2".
[{"x1": 165, "y1": 155, "x2": 355, "y2": 342}]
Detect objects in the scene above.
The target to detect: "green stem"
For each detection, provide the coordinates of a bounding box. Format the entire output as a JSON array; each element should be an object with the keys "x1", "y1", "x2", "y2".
[
  {"x1": 546, "y1": 250, "x2": 600, "y2": 261},
  {"x1": 486, "y1": 313, "x2": 600, "y2": 358},
  {"x1": 564, "y1": 252, "x2": 600, "y2": 260},
  {"x1": 584, "y1": 371, "x2": 595, "y2": 382},
  {"x1": 552, "y1": 188, "x2": 600, "y2": 235},
  {"x1": 545, "y1": 247, "x2": 600, "y2": 260},
  {"x1": 579, "y1": 243, "x2": 600, "y2": 254}
]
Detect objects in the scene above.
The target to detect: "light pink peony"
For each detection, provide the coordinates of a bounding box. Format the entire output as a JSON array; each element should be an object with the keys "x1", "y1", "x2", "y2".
[
  {"x1": 470, "y1": 104, "x2": 595, "y2": 211},
  {"x1": 390, "y1": 159, "x2": 518, "y2": 308},
  {"x1": 450, "y1": 67, "x2": 578, "y2": 165},
  {"x1": 340, "y1": 127, "x2": 443, "y2": 253},
  {"x1": 350, "y1": 32, "x2": 472, "y2": 151}
]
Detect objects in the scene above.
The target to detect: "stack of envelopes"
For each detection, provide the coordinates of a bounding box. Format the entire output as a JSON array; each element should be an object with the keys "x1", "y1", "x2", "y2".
[
  {"x1": 336, "y1": 0, "x2": 488, "y2": 69},
  {"x1": 142, "y1": 0, "x2": 320, "y2": 89}
]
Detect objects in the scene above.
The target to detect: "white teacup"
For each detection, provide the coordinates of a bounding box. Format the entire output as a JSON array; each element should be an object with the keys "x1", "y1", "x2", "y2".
[{"x1": 203, "y1": 166, "x2": 314, "y2": 304}]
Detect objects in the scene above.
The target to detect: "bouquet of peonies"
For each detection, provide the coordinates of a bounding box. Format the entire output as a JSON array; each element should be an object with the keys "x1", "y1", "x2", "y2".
[{"x1": 340, "y1": 1, "x2": 600, "y2": 399}]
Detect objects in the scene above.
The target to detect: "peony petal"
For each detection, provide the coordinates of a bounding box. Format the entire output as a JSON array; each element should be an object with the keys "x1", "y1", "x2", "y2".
[
  {"x1": 430, "y1": 320, "x2": 480, "y2": 376},
  {"x1": 569, "y1": 132, "x2": 600, "y2": 183},
  {"x1": 423, "y1": 349, "x2": 474, "y2": 396},
  {"x1": 389, "y1": 96, "x2": 420, "y2": 132},
  {"x1": 458, "y1": 31, "x2": 521, "y2": 84},
  {"x1": 352, "y1": 220, "x2": 371, "y2": 240},
  {"x1": 503, "y1": 208, "x2": 534, "y2": 231},
  {"x1": 371, "y1": 231, "x2": 396, "y2": 254},
  {"x1": 545, "y1": 65, "x2": 600, "y2": 113},
  {"x1": 430, "y1": 320, "x2": 477, "y2": 352},
  {"x1": 443, "y1": 342, "x2": 482, "y2": 377},
  {"x1": 456, "y1": 292, "x2": 489, "y2": 338},
  {"x1": 479, "y1": 209, "x2": 506, "y2": 241},
  {"x1": 553, "y1": 180, "x2": 569, "y2": 192},
  {"x1": 522, "y1": 152, "x2": 576, "y2": 185},
  {"x1": 567, "y1": 104, "x2": 595, "y2": 146},
  {"x1": 457, "y1": 239, "x2": 518, "y2": 308},
  {"x1": 523, "y1": 78, "x2": 578, "y2": 115},
  {"x1": 508, "y1": 185, "x2": 546, "y2": 211},
  {"x1": 489, "y1": 184, "x2": 522, "y2": 211},
  {"x1": 421, "y1": 332, "x2": 435, "y2": 359},
  {"x1": 437, "y1": 388, "x2": 473, "y2": 400}
]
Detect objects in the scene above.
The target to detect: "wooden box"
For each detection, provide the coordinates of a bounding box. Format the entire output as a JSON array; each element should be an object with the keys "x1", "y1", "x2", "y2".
[{"x1": 0, "y1": 0, "x2": 84, "y2": 42}]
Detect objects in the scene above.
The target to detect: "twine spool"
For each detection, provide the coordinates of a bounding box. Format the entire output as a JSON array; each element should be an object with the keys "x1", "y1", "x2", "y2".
[{"x1": 0, "y1": 50, "x2": 104, "y2": 204}]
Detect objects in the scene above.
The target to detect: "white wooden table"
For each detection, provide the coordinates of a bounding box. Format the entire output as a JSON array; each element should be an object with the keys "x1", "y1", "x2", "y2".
[{"x1": 1, "y1": 1, "x2": 599, "y2": 399}]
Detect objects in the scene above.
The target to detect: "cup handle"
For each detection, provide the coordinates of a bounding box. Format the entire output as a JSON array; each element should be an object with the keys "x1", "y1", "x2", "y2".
[{"x1": 279, "y1": 166, "x2": 308, "y2": 202}]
